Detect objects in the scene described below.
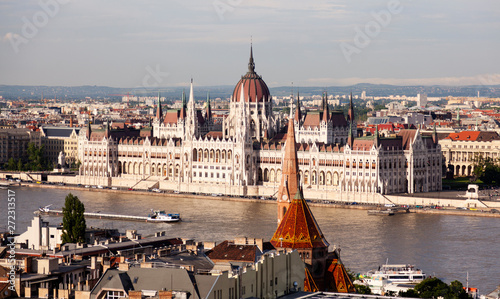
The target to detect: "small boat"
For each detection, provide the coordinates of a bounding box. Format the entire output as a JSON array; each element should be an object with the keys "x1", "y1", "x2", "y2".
[
  {"x1": 368, "y1": 209, "x2": 394, "y2": 216},
  {"x1": 354, "y1": 263, "x2": 426, "y2": 295},
  {"x1": 147, "y1": 210, "x2": 181, "y2": 223},
  {"x1": 38, "y1": 204, "x2": 53, "y2": 213}
]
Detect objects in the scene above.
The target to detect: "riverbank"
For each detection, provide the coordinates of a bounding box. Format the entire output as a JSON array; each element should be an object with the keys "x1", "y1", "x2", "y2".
[{"x1": 14, "y1": 182, "x2": 500, "y2": 218}]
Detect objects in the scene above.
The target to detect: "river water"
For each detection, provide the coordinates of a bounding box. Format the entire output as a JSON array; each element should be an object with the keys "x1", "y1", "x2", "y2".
[{"x1": 1, "y1": 186, "x2": 499, "y2": 293}]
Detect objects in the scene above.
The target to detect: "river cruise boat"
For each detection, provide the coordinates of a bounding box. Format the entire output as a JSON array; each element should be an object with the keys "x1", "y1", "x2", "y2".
[
  {"x1": 147, "y1": 210, "x2": 181, "y2": 223},
  {"x1": 354, "y1": 264, "x2": 426, "y2": 295}
]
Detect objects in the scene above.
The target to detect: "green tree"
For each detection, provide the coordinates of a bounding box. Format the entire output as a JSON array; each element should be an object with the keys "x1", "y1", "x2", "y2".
[
  {"x1": 400, "y1": 277, "x2": 471, "y2": 299},
  {"x1": 414, "y1": 277, "x2": 449, "y2": 298},
  {"x1": 354, "y1": 284, "x2": 372, "y2": 294},
  {"x1": 473, "y1": 155, "x2": 500, "y2": 185},
  {"x1": 61, "y1": 193, "x2": 86, "y2": 244},
  {"x1": 6, "y1": 158, "x2": 16, "y2": 171},
  {"x1": 17, "y1": 158, "x2": 23, "y2": 171}
]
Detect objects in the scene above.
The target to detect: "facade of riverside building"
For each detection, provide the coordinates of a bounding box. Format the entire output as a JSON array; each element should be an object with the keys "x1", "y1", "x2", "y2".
[{"x1": 77, "y1": 47, "x2": 442, "y2": 196}]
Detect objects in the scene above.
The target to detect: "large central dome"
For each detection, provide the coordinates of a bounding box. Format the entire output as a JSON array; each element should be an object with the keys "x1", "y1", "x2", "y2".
[{"x1": 231, "y1": 46, "x2": 271, "y2": 103}]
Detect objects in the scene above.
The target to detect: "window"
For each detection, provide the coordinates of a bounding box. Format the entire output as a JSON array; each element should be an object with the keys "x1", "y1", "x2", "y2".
[{"x1": 106, "y1": 291, "x2": 125, "y2": 299}]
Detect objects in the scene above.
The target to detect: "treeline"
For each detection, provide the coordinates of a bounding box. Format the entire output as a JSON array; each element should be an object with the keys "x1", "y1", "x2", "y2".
[{"x1": 3, "y1": 143, "x2": 52, "y2": 172}]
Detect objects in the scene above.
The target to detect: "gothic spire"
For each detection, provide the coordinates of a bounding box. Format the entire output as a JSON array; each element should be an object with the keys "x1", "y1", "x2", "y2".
[
  {"x1": 347, "y1": 122, "x2": 354, "y2": 148},
  {"x1": 206, "y1": 91, "x2": 212, "y2": 121},
  {"x1": 156, "y1": 91, "x2": 162, "y2": 120},
  {"x1": 322, "y1": 91, "x2": 329, "y2": 122},
  {"x1": 276, "y1": 114, "x2": 300, "y2": 224},
  {"x1": 294, "y1": 90, "x2": 302, "y2": 122},
  {"x1": 347, "y1": 92, "x2": 354, "y2": 122},
  {"x1": 248, "y1": 43, "x2": 255, "y2": 74},
  {"x1": 433, "y1": 123, "x2": 438, "y2": 145},
  {"x1": 86, "y1": 121, "x2": 92, "y2": 139},
  {"x1": 180, "y1": 89, "x2": 187, "y2": 120}
]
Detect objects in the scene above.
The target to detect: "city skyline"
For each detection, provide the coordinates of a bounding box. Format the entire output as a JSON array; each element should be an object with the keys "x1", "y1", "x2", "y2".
[{"x1": 1, "y1": 0, "x2": 499, "y2": 87}]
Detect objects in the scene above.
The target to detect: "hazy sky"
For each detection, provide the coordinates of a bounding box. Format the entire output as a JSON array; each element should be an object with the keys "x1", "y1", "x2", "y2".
[{"x1": 1, "y1": 0, "x2": 499, "y2": 87}]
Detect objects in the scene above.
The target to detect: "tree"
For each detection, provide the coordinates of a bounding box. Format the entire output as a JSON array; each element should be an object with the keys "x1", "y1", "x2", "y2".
[
  {"x1": 400, "y1": 277, "x2": 471, "y2": 299},
  {"x1": 6, "y1": 158, "x2": 16, "y2": 171},
  {"x1": 61, "y1": 193, "x2": 86, "y2": 244},
  {"x1": 473, "y1": 155, "x2": 500, "y2": 185},
  {"x1": 17, "y1": 159, "x2": 23, "y2": 171},
  {"x1": 354, "y1": 284, "x2": 372, "y2": 294},
  {"x1": 25, "y1": 143, "x2": 51, "y2": 171}
]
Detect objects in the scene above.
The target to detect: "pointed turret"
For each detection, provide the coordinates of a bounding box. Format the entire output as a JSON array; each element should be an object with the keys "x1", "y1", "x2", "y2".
[
  {"x1": 347, "y1": 92, "x2": 354, "y2": 122},
  {"x1": 322, "y1": 91, "x2": 329, "y2": 122},
  {"x1": 105, "y1": 121, "x2": 110, "y2": 138},
  {"x1": 374, "y1": 125, "x2": 379, "y2": 148},
  {"x1": 347, "y1": 122, "x2": 354, "y2": 148},
  {"x1": 186, "y1": 79, "x2": 198, "y2": 139},
  {"x1": 247, "y1": 43, "x2": 255, "y2": 74},
  {"x1": 432, "y1": 123, "x2": 438, "y2": 145},
  {"x1": 86, "y1": 121, "x2": 92, "y2": 139},
  {"x1": 294, "y1": 91, "x2": 302, "y2": 123},
  {"x1": 179, "y1": 89, "x2": 187, "y2": 120},
  {"x1": 276, "y1": 115, "x2": 300, "y2": 224},
  {"x1": 156, "y1": 91, "x2": 163, "y2": 120},
  {"x1": 205, "y1": 91, "x2": 212, "y2": 121}
]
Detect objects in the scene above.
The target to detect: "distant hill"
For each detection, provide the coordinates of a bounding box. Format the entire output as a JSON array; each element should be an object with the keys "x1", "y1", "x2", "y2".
[{"x1": 0, "y1": 83, "x2": 499, "y2": 100}]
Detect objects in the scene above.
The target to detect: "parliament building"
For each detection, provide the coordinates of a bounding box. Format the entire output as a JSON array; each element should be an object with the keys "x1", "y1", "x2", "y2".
[{"x1": 77, "y1": 47, "x2": 442, "y2": 199}]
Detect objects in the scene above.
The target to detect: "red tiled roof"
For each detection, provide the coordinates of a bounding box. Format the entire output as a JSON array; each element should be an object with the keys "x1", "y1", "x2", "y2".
[
  {"x1": 445, "y1": 131, "x2": 500, "y2": 141},
  {"x1": 397, "y1": 130, "x2": 417, "y2": 150},
  {"x1": 205, "y1": 240, "x2": 260, "y2": 263},
  {"x1": 302, "y1": 112, "x2": 320, "y2": 128},
  {"x1": 352, "y1": 139, "x2": 374, "y2": 151},
  {"x1": 163, "y1": 110, "x2": 181, "y2": 125},
  {"x1": 270, "y1": 188, "x2": 329, "y2": 249}
]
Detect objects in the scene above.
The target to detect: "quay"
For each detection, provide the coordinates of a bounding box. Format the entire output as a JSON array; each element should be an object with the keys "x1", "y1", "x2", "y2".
[{"x1": 37, "y1": 209, "x2": 153, "y2": 222}]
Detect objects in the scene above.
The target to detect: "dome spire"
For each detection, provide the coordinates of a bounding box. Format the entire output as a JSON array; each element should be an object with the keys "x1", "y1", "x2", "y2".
[{"x1": 248, "y1": 42, "x2": 255, "y2": 74}]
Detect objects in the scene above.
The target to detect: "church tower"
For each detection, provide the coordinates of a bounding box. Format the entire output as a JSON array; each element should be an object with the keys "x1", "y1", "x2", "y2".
[{"x1": 270, "y1": 112, "x2": 355, "y2": 292}]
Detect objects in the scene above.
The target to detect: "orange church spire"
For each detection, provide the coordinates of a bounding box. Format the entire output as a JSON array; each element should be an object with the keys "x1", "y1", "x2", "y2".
[
  {"x1": 271, "y1": 186, "x2": 329, "y2": 249},
  {"x1": 276, "y1": 116, "x2": 300, "y2": 224}
]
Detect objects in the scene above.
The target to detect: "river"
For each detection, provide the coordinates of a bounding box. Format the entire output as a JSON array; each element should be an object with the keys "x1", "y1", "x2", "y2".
[{"x1": 1, "y1": 186, "x2": 499, "y2": 294}]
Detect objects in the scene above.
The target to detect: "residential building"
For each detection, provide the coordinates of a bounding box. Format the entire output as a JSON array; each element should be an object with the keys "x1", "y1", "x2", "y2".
[{"x1": 0, "y1": 128, "x2": 41, "y2": 164}]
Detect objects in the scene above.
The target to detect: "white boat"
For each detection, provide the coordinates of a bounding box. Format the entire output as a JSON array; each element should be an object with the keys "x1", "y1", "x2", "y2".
[
  {"x1": 354, "y1": 263, "x2": 426, "y2": 295},
  {"x1": 147, "y1": 210, "x2": 181, "y2": 223},
  {"x1": 38, "y1": 204, "x2": 53, "y2": 213}
]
